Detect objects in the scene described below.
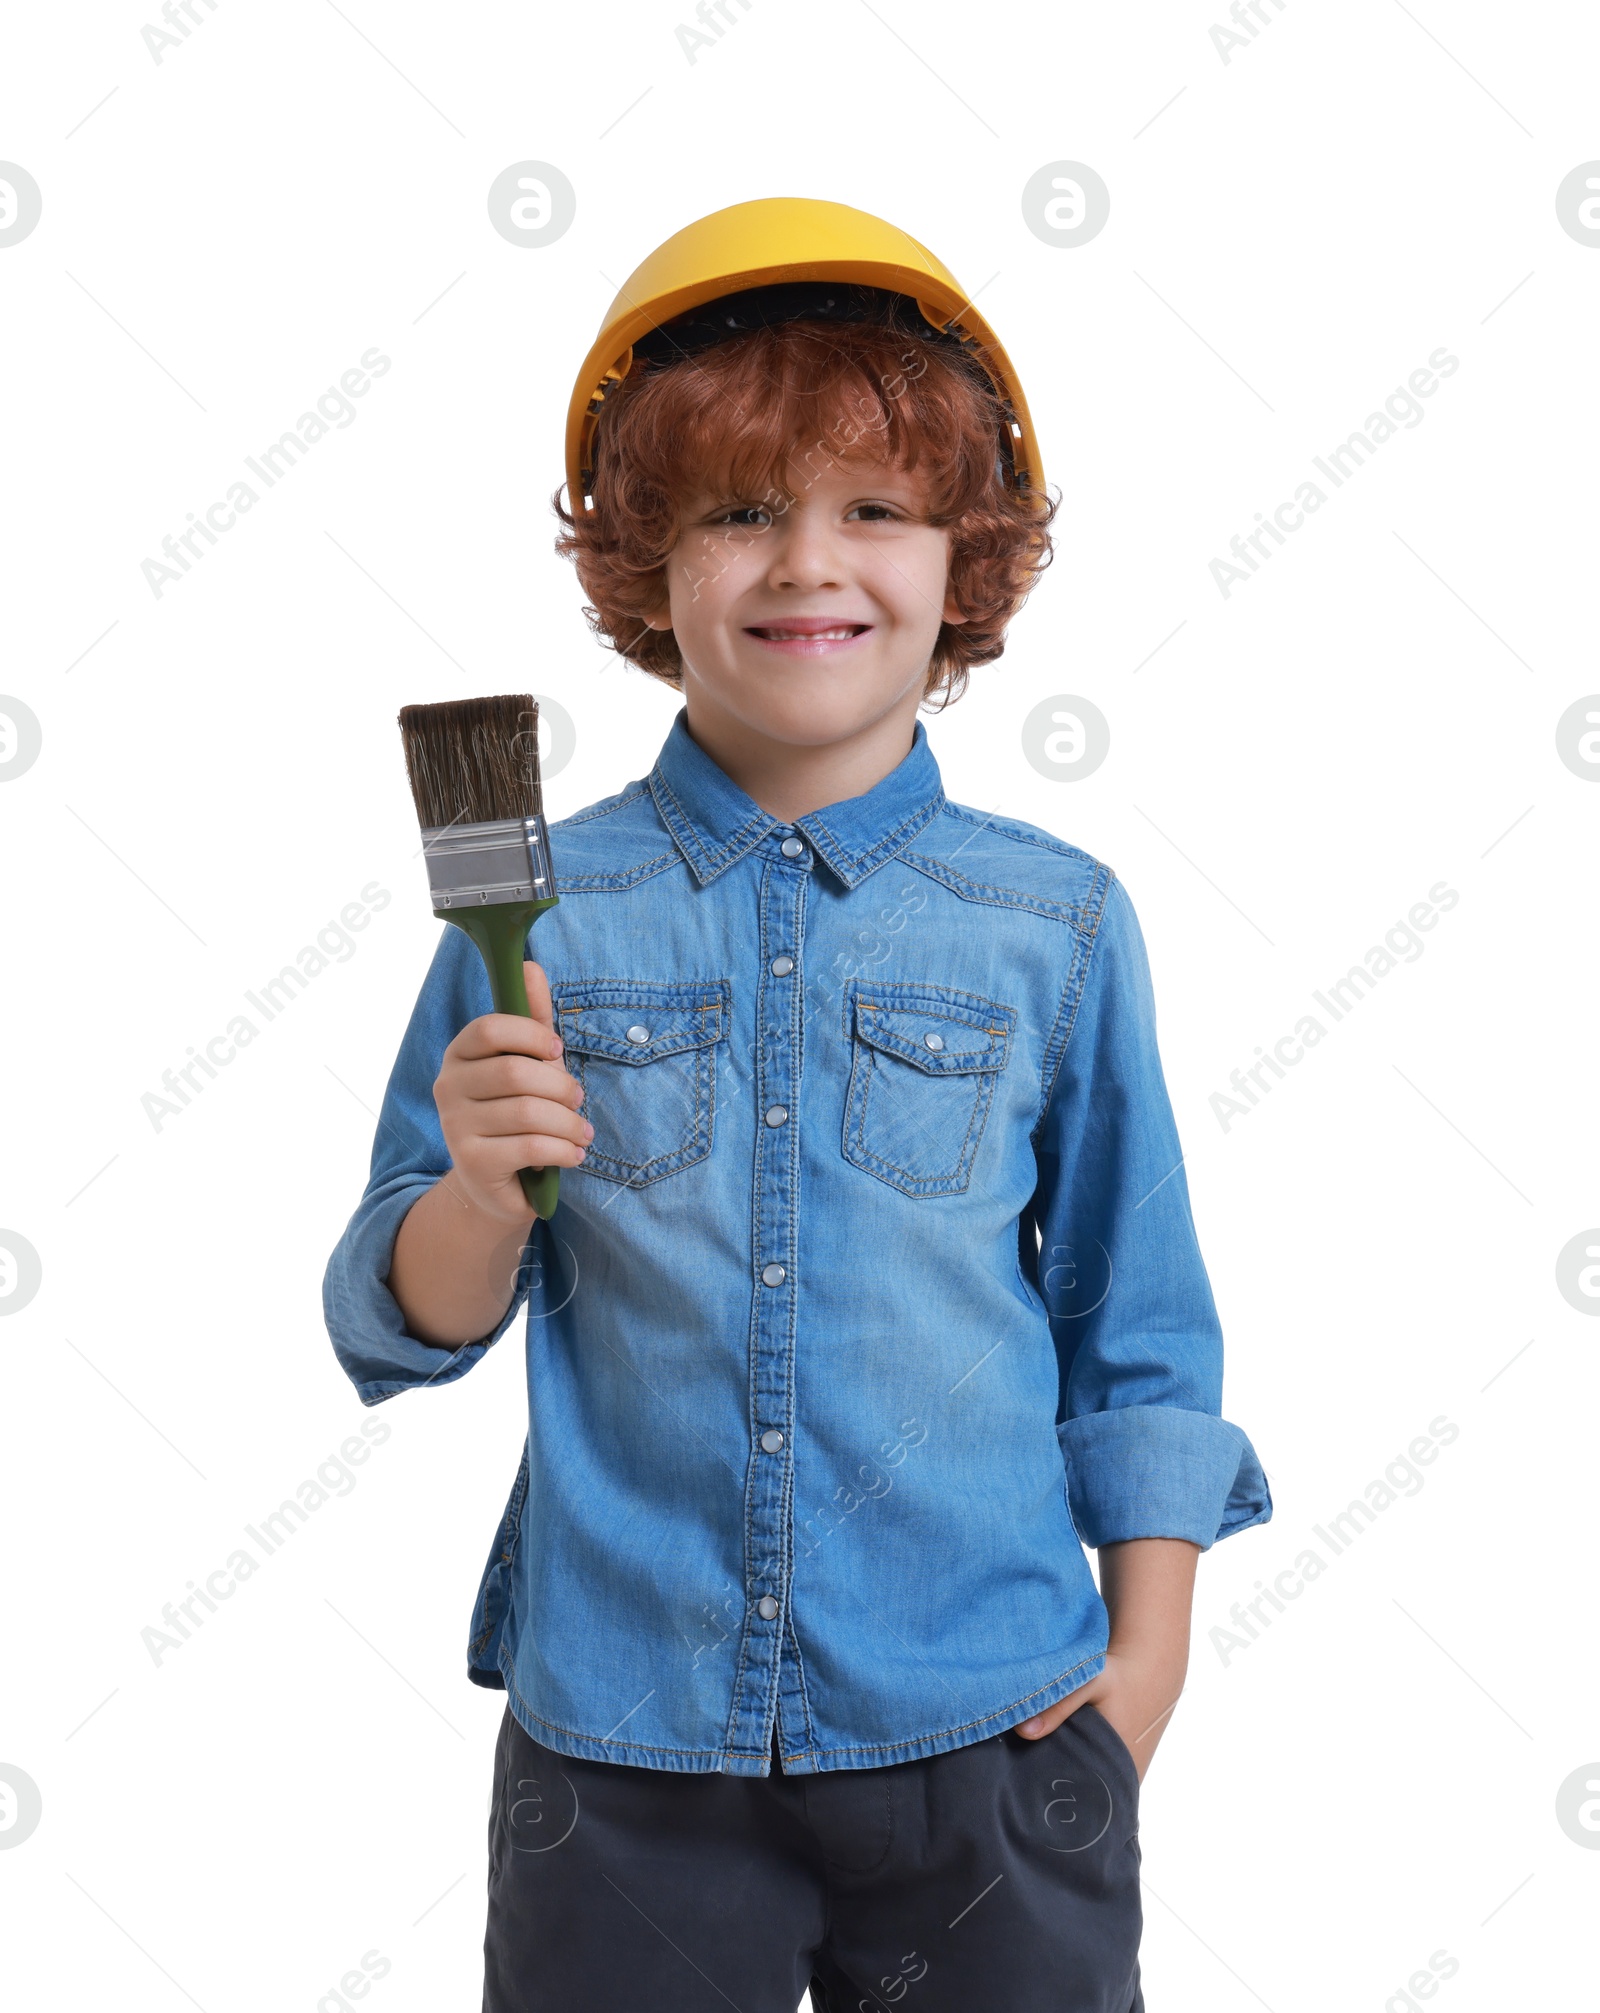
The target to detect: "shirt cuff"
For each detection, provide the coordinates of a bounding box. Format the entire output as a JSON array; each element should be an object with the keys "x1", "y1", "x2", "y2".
[
  {"x1": 1057, "y1": 1405, "x2": 1273, "y2": 1550},
  {"x1": 322, "y1": 1175, "x2": 527, "y2": 1406}
]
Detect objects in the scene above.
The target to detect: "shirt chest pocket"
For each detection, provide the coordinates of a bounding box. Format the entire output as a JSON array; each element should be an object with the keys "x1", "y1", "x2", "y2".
[
  {"x1": 842, "y1": 982, "x2": 1017, "y2": 1197},
  {"x1": 552, "y1": 979, "x2": 731, "y2": 1188}
]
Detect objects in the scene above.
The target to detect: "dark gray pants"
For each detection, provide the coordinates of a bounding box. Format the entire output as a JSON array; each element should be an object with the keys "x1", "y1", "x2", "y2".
[{"x1": 483, "y1": 1698, "x2": 1144, "y2": 2012}]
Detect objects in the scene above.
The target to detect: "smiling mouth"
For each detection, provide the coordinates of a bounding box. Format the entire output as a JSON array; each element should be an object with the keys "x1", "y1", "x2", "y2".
[{"x1": 745, "y1": 623, "x2": 871, "y2": 641}]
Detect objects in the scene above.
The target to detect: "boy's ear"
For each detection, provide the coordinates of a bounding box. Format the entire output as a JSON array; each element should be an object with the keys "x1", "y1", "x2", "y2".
[
  {"x1": 641, "y1": 571, "x2": 673, "y2": 631},
  {"x1": 941, "y1": 583, "x2": 968, "y2": 627}
]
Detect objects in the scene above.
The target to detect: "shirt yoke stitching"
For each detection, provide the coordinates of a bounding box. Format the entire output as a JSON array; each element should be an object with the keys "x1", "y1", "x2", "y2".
[
  {"x1": 1032, "y1": 863, "x2": 1117, "y2": 1133},
  {"x1": 899, "y1": 848, "x2": 1105, "y2": 927},
  {"x1": 551, "y1": 780, "x2": 653, "y2": 831},
  {"x1": 555, "y1": 851, "x2": 681, "y2": 891},
  {"x1": 935, "y1": 801, "x2": 1101, "y2": 865}
]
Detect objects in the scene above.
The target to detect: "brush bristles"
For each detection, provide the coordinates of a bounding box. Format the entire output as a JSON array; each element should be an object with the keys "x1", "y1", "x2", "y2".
[{"x1": 398, "y1": 695, "x2": 542, "y2": 830}]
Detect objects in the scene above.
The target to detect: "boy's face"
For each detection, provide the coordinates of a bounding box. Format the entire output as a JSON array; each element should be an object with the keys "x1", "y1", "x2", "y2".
[{"x1": 644, "y1": 451, "x2": 963, "y2": 752}]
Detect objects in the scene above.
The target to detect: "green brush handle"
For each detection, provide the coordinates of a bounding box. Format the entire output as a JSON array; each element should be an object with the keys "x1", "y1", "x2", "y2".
[{"x1": 440, "y1": 898, "x2": 562, "y2": 1221}]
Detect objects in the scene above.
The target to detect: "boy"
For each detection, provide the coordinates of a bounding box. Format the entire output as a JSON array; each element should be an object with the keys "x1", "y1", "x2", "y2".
[{"x1": 324, "y1": 198, "x2": 1271, "y2": 2013}]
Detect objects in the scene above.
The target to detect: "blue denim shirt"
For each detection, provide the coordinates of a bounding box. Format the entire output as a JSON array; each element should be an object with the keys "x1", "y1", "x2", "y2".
[{"x1": 323, "y1": 711, "x2": 1270, "y2": 1776}]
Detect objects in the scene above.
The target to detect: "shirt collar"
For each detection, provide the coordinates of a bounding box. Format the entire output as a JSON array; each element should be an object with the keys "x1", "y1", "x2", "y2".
[{"x1": 648, "y1": 709, "x2": 946, "y2": 890}]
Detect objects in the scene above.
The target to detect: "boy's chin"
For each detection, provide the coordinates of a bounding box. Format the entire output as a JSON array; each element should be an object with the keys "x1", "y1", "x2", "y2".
[
  {"x1": 730, "y1": 691, "x2": 922, "y2": 749},
  {"x1": 689, "y1": 660, "x2": 931, "y2": 746}
]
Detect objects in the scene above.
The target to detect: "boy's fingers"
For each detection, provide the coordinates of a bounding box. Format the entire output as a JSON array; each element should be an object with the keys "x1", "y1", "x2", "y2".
[
  {"x1": 473, "y1": 1095, "x2": 592, "y2": 1144},
  {"x1": 523, "y1": 959, "x2": 554, "y2": 1028},
  {"x1": 479, "y1": 1133, "x2": 589, "y2": 1172},
  {"x1": 458, "y1": 1054, "x2": 583, "y2": 1108},
  {"x1": 1015, "y1": 1702, "x2": 1072, "y2": 1739},
  {"x1": 454, "y1": 1010, "x2": 565, "y2": 1062}
]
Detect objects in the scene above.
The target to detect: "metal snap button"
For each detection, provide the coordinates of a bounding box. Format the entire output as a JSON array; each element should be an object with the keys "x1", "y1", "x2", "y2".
[
  {"x1": 770, "y1": 955, "x2": 795, "y2": 976},
  {"x1": 625, "y1": 1025, "x2": 651, "y2": 1045},
  {"x1": 764, "y1": 1105, "x2": 789, "y2": 1127},
  {"x1": 780, "y1": 837, "x2": 806, "y2": 859},
  {"x1": 757, "y1": 1595, "x2": 780, "y2": 1620},
  {"x1": 923, "y1": 1031, "x2": 946, "y2": 1053},
  {"x1": 760, "y1": 1262, "x2": 786, "y2": 1288},
  {"x1": 760, "y1": 1428, "x2": 785, "y2": 1453}
]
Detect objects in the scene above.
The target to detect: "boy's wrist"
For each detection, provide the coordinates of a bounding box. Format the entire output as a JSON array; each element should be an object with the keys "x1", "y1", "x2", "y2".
[
  {"x1": 1098, "y1": 1536, "x2": 1199, "y2": 1661},
  {"x1": 389, "y1": 1175, "x2": 534, "y2": 1349}
]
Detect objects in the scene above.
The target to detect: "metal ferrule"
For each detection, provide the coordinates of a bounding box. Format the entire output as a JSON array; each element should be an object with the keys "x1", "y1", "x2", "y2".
[{"x1": 420, "y1": 815, "x2": 555, "y2": 908}]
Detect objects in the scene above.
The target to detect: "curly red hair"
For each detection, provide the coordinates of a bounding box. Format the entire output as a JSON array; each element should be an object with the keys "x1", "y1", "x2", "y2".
[{"x1": 553, "y1": 317, "x2": 1055, "y2": 705}]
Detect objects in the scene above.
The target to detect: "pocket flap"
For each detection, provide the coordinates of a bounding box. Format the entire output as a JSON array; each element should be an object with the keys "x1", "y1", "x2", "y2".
[
  {"x1": 553, "y1": 979, "x2": 730, "y2": 1064},
  {"x1": 852, "y1": 985, "x2": 1014, "y2": 1075}
]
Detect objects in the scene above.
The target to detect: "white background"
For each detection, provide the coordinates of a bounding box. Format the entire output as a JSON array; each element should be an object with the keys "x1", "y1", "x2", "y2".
[{"x1": 2, "y1": 2, "x2": 1597, "y2": 2007}]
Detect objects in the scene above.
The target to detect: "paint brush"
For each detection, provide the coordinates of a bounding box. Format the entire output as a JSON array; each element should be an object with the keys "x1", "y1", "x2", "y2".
[{"x1": 397, "y1": 693, "x2": 561, "y2": 1220}]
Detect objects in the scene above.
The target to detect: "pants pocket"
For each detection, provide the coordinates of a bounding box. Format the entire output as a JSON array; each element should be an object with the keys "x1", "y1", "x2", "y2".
[
  {"x1": 1066, "y1": 1702, "x2": 1141, "y2": 1835},
  {"x1": 487, "y1": 1703, "x2": 514, "y2": 1887}
]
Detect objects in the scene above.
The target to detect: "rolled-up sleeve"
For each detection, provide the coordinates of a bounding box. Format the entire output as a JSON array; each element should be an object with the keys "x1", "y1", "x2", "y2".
[
  {"x1": 1033, "y1": 872, "x2": 1271, "y2": 1550},
  {"x1": 322, "y1": 924, "x2": 532, "y2": 1406}
]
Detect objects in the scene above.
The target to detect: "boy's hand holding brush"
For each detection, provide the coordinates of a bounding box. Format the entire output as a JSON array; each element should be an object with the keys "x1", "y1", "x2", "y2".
[
  {"x1": 388, "y1": 696, "x2": 592, "y2": 1348},
  {"x1": 432, "y1": 956, "x2": 592, "y2": 1225}
]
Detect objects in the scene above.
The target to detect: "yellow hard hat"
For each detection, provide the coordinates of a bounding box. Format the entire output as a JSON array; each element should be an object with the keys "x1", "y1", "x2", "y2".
[{"x1": 565, "y1": 196, "x2": 1043, "y2": 509}]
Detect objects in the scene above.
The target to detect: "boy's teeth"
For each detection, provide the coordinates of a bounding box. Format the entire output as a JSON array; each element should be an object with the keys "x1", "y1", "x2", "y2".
[{"x1": 759, "y1": 626, "x2": 859, "y2": 639}]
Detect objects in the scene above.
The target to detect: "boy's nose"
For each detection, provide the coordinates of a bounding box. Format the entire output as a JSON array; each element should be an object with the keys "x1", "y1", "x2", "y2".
[{"x1": 765, "y1": 511, "x2": 845, "y2": 591}]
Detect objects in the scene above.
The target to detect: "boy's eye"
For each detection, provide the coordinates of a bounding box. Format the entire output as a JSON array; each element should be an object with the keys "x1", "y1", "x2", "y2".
[
  {"x1": 846, "y1": 502, "x2": 903, "y2": 522},
  {"x1": 707, "y1": 505, "x2": 771, "y2": 529}
]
